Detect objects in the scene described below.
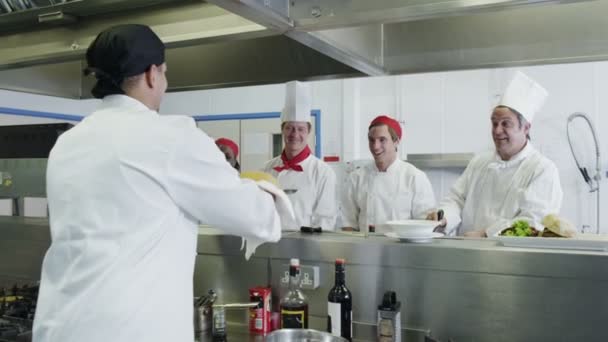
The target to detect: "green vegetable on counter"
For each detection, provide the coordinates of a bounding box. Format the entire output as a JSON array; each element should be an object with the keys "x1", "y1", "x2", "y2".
[{"x1": 500, "y1": 220, "x2": 536, "y2": 237}]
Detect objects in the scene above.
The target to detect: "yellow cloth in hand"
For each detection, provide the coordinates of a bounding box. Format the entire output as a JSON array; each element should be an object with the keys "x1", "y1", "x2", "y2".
[{"x1": 240, "y1": 171, "x2": 279, "y2": 187}]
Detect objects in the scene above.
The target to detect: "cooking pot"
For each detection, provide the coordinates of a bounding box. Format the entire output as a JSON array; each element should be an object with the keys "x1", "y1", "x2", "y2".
[{"x1": 265, "y1": 329, "x2": 348, "y2": 342}]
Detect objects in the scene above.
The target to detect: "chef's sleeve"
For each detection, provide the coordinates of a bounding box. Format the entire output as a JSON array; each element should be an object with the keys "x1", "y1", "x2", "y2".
[
  {"x1": 166, "y1": 120, "x2": 280, "y2": 243},
  {"x1": 439, "y1": 161, "x2": 475, "y2": 235}
]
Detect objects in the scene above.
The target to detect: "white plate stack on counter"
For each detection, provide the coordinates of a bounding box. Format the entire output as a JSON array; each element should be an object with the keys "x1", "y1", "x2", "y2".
[{"x1": 383, "y1": 220, "x2": 443, "y2": 243}]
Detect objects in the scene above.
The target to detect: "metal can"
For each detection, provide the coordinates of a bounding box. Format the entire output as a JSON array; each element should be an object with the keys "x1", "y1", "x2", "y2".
[{"x1": 249, "y1": 287, "x2": 272, "y2": 334}]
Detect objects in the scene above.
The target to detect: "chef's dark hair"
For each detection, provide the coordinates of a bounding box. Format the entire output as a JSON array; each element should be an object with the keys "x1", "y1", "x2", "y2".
[{"x1": 84, "y1": 24, "x2": 165, "y2": 99}]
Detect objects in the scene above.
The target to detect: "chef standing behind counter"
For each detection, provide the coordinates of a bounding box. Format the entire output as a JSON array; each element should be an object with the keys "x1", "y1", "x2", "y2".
[
  {"x1": 428, "y1": 71, "x2": 563, "y2": 237},
  {"x1": 33, "y1": 24, "x2": 284, "y2": 342},
  {"x1": 263, "y1": 81, "x2": 337, "y2": 231},
  {"x1": 341, "y1": 115, "x2": 436, "y2": 233},
  {"x1": 216, "y1": 137, "x2": 241, "y2": 172}
]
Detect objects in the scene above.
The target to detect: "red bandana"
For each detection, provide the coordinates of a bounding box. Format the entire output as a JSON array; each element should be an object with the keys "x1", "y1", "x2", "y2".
[{"x1": 273, "y1": 145, "x2": 311, "y2": 172}]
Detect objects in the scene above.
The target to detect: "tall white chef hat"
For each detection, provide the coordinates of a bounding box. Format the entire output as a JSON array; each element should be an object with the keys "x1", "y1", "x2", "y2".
[
  {"x1": 281, "y1": 80, "x2": 312, "y2": 123},
  {"x1": 496, "y1": 71, "x2": 548, "y2": 123}
]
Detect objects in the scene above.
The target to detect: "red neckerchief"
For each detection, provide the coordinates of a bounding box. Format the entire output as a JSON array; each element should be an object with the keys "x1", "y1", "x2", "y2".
[{"x1": 273, "y1": 145, "x2": 311, "y2": 172}]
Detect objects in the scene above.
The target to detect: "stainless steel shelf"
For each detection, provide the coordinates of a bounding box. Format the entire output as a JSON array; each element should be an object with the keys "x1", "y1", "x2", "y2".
[{"x1": 406, "y1": 153, "x2": 473, "y2": 169}]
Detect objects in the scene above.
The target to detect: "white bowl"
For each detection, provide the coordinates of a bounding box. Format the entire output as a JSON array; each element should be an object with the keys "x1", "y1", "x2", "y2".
[{"x1": 384, "y1": 220, "x2": 439, "y2": 238}]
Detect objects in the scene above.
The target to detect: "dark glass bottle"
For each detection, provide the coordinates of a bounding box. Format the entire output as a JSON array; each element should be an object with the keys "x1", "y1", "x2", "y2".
[
  {"x1": 280, "y1": 258, "x2": 309, "y2": 329},
  {"x1": 327, "y1": 258, "x2": 352, "y2": 341}
]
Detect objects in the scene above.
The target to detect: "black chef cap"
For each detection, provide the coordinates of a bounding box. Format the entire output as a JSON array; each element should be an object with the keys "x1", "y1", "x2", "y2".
[{"x1": 84, "y1": 24, "x2": 165, "y2": 99}]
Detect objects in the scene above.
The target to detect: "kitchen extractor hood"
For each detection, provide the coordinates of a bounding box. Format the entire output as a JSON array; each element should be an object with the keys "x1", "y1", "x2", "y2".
[
  {"x1": 0, "y1": 0, "x2": 360, "y2": 98},
  {"x1": 1, "y1": 0, "x2": 607, "y2": 98},
  {"x1": 209, "y1": 0, "x2": 606, "y2": 75}
]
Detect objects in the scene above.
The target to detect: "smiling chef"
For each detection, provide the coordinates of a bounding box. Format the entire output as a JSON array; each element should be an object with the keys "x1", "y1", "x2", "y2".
[
  {"x1": 263, "y1": 81, "x2": 337, "y2": 231},
  {"x1": 341, "y1": 115, "x2": 436, "y2": 233},
  {"x1": 428, "y1": 71, "x2": 563, "y2": 237}
]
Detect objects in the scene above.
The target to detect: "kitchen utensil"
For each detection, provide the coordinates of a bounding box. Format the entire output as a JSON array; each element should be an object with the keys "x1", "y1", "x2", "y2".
[
  {"x1": 194, "y1": 302, "x2": 213, "y2": 334},
  {"x1": 300, "y1": 226, "x2": 322, "y2": 233},
  {"x1": 214, "y1": 302, "x2": 259, "y2": 309},
  {"x1": 194, "y1": 290, "x2": 217, "y2": 334},
  {"x1": 266, "y1": 328, "x2": 348, "y2": 342}
]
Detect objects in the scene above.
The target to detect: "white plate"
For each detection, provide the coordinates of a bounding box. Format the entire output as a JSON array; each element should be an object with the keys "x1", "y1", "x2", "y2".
[
  {"x1": 493, "y1": 234, "x2": 608, "y2": 251},
  {"x1": 385, "y1": 219, "x2": 439, "y2": 228},
  {"x1": 385, "y1": 232, "x2": 444, "y2": 243},
  {"x1": 383, "y1": 219, "x2": 440, "y2": 237}
]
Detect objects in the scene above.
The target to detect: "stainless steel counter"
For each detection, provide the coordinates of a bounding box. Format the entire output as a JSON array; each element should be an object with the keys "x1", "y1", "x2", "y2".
[
  {"x1": 195, "y1": 229, "x2": 608, "y2": 342},
  {"x1": 2, "y1": 217, "x2": 608, "y2": 341}
]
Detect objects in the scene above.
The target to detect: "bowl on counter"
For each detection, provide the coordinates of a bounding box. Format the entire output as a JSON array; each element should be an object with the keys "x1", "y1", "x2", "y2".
[
  {"x1": 265, "y1": 329, "x2": 347, "y2": 342},
  {"x1": 383, "y1": 220, "x2": 439, "y2": 238}
]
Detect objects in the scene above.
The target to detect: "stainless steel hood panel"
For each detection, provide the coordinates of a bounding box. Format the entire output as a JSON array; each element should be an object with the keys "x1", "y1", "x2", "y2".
[
  {"x1": 211, "y1": 0, "x2": 605, "y2": 77},
  {"x1": 382, "y1": 0, "x2": 608, "y2": 73},
  {"x1": 0, "y1": 62, "x2": 84, "y2": 98},
  {"x1": 287, "y1": 0, "x2": 592, "y2": 31},
  {"x1": 163, "y1": 35, "x2": 359, "y2": 92},
  {"x1": 0, "y1": 1, "x2": 271, "y2": 69},
  {"x1": 0, "y1": 35, "x2": 360, "y2": 99},
  {"x1": 0, "y1": 1, "x2": 359, "y2": 98},
  {"x1": 1, "y1": 0, "x2": 607, "y2": 98},
  {"x1": 0, "y1": 0, "x2": 192, "y2": 33}
]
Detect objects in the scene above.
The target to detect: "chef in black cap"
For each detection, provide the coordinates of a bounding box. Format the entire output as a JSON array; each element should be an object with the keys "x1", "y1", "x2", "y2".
[
  {"x1": 33, "y1": 24, "x2": 284, "y2": 342},
  {"x1": 84, "y1": 23, "x2": 168, "y2": 108}
]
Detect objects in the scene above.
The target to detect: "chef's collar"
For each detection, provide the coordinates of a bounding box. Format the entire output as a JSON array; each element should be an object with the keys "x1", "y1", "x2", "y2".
[
  {"x1": 84, "y1": 24, "x2": 165, "y2": 99},
  {"x1": 98, "y1": 94, "x2": 156, "y2": 114},
  {"x1": 374, "y1": 157, "x2": 401, "y2": 173},
  {"x1": 492, "y1": 143, "x2": 534, "y2": 168}
]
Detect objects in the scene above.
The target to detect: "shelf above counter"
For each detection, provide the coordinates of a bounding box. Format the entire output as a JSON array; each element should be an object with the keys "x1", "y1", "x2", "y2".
[{"x1": 405, "y1": 153, "x2": 473, "y2": 169}]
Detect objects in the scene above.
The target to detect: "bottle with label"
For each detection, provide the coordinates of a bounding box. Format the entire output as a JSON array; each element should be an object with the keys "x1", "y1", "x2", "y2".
[
  {"x1": 212, "y1": 306, "x2": 227, "y2": 342},
  {"x1": 327, "y1": 258, "x2": 352, "y2": 341},
  {"x1": 377, "y1": 291, "x2": 401, "y2": 342},
  {"x1": 280, "y1": 258, "x2": 308, "y2": 329}
]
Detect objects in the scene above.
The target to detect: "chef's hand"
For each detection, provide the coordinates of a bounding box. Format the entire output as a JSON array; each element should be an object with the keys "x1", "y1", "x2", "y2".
[
  {"x1": 426, "y1": 211, "x2": 447, "y2": 233},
  {"x1": 463, "y1": 229, "x2": 487, "y2": 238}
]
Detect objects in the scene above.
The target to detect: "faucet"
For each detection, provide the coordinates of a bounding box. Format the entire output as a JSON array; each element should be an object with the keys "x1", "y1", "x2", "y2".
[{"x1": 567, "y1": 112, "x2": 601, "y2": 234}]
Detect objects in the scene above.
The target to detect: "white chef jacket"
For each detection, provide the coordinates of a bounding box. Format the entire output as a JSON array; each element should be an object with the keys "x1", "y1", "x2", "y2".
[
  {"x1": 264, "y1": 154, "x2": 337, "y2": 230},
  {"x1": 341, "y1": 159, "x2": 436, "y2": 232},
  {"x1": 33, "y1": 95, "x2": 281, "y2": 342},
  {"x1": 440, "y1": 143, "x2": 563, "y2": 236}
]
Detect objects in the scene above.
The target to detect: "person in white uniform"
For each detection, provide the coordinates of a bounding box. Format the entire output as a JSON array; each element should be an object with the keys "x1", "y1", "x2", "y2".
[
  {"x1": 341, "y1": 115, "x2": 436, "y2": 233},
  {"x1": 33, "y1": 24, "x2": 283, "y2": 342},
  {"x1": 263, "y1": 81, "x2": 337, "y2": 230},
  {"x1": 428, "y1": 71, "x2": 563, "y2": 237}
]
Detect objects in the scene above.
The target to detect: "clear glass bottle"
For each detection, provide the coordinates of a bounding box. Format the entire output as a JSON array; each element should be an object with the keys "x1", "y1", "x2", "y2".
[
  {"x1": 327, "y1": 258, "x2": 352, "y2": 341},
  {"x1": 280, "y1": 258, "x2": 308, "y2": 329}
]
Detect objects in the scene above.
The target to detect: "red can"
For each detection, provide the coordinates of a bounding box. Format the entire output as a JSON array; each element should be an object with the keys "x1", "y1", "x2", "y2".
[{"x1": 249, "y1": 287, "x2": 272, "y2": 334}]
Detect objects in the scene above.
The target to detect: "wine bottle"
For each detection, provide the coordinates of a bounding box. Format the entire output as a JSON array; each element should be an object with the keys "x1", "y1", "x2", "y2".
[{"x1": 327, "y1": 258, "x2": 352, "y2": 341}]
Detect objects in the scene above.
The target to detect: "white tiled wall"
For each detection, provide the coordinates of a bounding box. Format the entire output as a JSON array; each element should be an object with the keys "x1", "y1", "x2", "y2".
[{"x1": 1, "y1": 60, "x2": 607, "y2": 232}]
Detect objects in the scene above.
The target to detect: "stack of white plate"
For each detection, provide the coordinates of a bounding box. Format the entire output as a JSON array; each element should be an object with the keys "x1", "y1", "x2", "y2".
[{"x1": 383, "y1": 220, "x2": 443, "y2": 243}]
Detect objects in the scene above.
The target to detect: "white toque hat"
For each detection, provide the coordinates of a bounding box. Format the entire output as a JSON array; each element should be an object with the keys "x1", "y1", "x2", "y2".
[
  {"x1": 281, "y1": 81, "x2": 312, "y2": 123},
  {"x1": 497, "y1": 71, "x2": 548, "y2": 122}
]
